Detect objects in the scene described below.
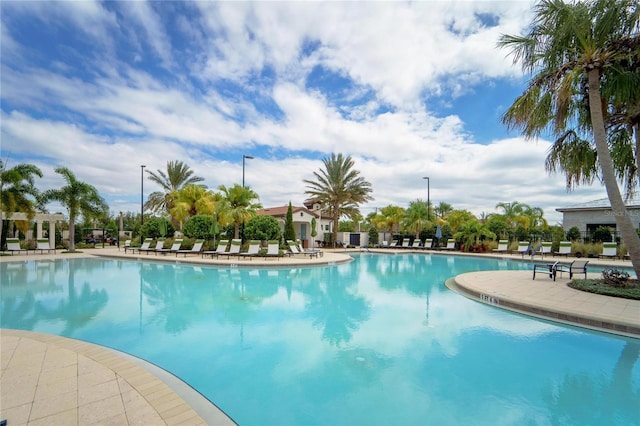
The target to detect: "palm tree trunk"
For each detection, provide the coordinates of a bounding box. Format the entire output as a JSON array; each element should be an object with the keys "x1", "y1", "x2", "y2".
[
  {"x1": 588, "y1": 70, "x2": 640, "y2": 277},
  {"x1": 68, "y1": 216, "x2": 75, "y2": 252}
]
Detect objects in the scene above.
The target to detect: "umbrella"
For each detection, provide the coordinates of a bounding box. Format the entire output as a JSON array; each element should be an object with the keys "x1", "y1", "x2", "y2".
[{"x1": 435, "y1": 224, "x2": 442, "y2": 240}]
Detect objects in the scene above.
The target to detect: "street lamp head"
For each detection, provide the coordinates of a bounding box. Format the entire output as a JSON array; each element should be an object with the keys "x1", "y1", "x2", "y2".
[
  {"x1": 243, "y1": 155, "x2": 254, "y2": 160},
  {"x1": 423, "y1": 176, "x2": 429, "y2": 180}
]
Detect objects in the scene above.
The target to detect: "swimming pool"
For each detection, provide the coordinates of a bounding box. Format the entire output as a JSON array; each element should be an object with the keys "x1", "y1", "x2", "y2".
[{"x1": 2, "y1": 253, "x2": 639, "y2": 425}]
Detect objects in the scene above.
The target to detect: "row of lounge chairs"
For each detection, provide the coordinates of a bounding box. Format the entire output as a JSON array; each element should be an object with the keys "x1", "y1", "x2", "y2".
[
  {"x1": 495, "y1": 240, "x2": 622, "y2": 259},
  {"x1": 124, "y1": 238, "x2": 319, "y2": 260},
  {"x1": 3, "y1": 238, "x2": 56, "y2": 255},
  {"x1": 381, "y1": 238, "x2": 456, "y2": 250}
]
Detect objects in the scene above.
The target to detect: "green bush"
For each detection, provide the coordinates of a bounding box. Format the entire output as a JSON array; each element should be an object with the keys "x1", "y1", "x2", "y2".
[
  {"x1": 566, "y1": 226, "x2": 581, "y2": 241},
  {"x1": 592, "y1": 226, "x2": 613, "y2": 243},
  {"x1": 140, "y1": 218, "x2": 175, "y2": 239},
  {"x1": 183, "y1": 215, "x2": 216, "y2": 239},
  {"x1": 245, "y1": 215, "x2": 281, "y2": 241}
]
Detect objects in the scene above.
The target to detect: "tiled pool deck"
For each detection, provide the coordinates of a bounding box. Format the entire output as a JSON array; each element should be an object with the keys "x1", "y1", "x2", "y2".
[{"x1": 2, "y1": 246, "x2": 639, "y2": 425}]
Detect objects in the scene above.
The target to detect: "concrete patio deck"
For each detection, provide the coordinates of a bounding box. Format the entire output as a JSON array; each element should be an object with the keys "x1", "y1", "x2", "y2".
[{"x1": 1, "y1": 246, "x2": 638, "y2": 425}]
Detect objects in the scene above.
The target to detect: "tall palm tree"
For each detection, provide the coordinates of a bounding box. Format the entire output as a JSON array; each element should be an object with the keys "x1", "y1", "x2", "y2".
[
  {"x1": 218, "y1": 184, "x2": 261, "y2": 239},
  {"x1": 499, "y1": 0, "x2": 640, "y2": 275},
  {"x1": 304, "y1": 153, "x2": 373, "y2": 247},
  {"x1": 40, "y1": 167, "x2": 108, "y2": 252},
  {"x1": 144, "y1": 160, "x2": 204, "y2": 220},
  {"x1": 403, "y1": 200, "x2": 429, "y2": 238},
  {"x1": 0, "y1": 160, "x2": 43, "y2": 238},
  {"x1": 169, "y1": 184, "x2": 217, "y2": 228}
]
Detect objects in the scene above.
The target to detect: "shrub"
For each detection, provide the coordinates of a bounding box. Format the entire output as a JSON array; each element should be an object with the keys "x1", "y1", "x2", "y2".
[
  {"x1": 592, "y1": 226, "x2": 613, "y2": 243},
  {"x1": 140, "y1": 218, "x2": 175, "y2": 239},
  {"x1": 566, "y1": 226, "x2": 581, "y2": 241},
  {"x1": 183, "y1": 215, "x2": 215, "y2": 239},
  {"x1": 245, "y1": 215, "x2": 281, "y2": 241}
]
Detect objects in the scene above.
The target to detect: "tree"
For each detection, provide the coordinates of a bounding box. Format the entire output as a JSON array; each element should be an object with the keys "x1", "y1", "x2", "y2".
[
  {"x1": 499, "y1": 0, "x2": 640, "y2": 275},
  {"x1": 40, "y1": 167, "x2": 108, "y2": 252},
  {"x1": 304, "y1": 153, "x2": 373, "y2": 247},
  {"x1": 245, "y1": 215, "x2": 281, "y2": 242},
  {"x1": 284, "y1": 202, "x2": 296, "y2": 241},
  {"x1": 169, "y1": 184, "x2": 216, "y2": 228},
  {"x1": 0, "y1": 160, "x2": 43, "y2": 240},
  {"x1": 434, "y1": 201, "x2": 453, "y2": 219},
  {"x1": 218, "y1": 184, "x2": 262, "y2": 239},
  {"x1": 376, "y1": 205, "x2": 405, "y2": 242},
  {"x1": 403, "y1": 200, "x2": 429, "y2": 238},
  {"x1": 144, "y1": 160, "x2": 204, "y2": 221}
]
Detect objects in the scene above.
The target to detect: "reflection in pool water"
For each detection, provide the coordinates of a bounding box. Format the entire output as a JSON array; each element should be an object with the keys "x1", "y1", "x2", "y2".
[{"x1": 2, "y1": 254, "x2": 639, "y2": 425}]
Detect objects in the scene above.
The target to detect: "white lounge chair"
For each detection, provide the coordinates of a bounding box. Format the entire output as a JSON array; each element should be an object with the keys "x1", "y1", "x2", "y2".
[
  {"x1": 36, "y1": 239, "x2": 56, "y2": 254},
  {"x1": 155, "y1": 238, "x2": 183, "y2": 255},
  {"x1": 555, "y1": 260, "x2": 589, "y2": 279},
  {"x1": 202, "y1": 240, "x2": 229, "y2": 258},
  {"x1": 126, "y1": 238, "x2": 152, "y2": 254},
  {"x1": 553, "y1": 241, "x2": 572, "y2": 257},
  {"x1": 176, "y1": 239, "x2": 204, "y2": 257},
  {"x1": 538, "y1": 241, "x2": 552, "y2": 258},
  {"x1": 400, "y1": 238, "x2": 411, "y2": 248},
  {"x1": 219, "y1": 239, "x2": 242, "y2": 258},
  {"x1": 599, "y1": 242, "x2": 618, "y2": 260},
  {"x1": 6, "y1": 238, "x2": 28, "y2": 255},
  {"x1": 492, "y1": 240, "x2": 509, "y2": 254},
  {"x1": 514, "y1": 241, "x2": 530, "y2": 257},
  {"x1": 422, "y1": 238, "x2": 433, "y2": 250},
  {"x1": 239, "y1": 240, "x2": 261, "y2": 259},
  {"x1": 411, "y1": 239, "x2": 421, "y2": 249},
  {"x1": 264, "y1": 240, "x2": 281, "y2": 259},
  {"x1": 288, "y1": 240, "x2": 320, "y2": 258},
  {"x1": 142, "y1": 239, "x2": 165, "y2": 255},
  {"x1": 440, "y1": 239, "x2": 456, "y2": 250}
]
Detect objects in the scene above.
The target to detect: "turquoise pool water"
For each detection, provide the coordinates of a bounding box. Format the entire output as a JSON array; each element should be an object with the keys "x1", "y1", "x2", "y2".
[{"x1": 2, "y1": 253, "x2": 639, "y2": 425}]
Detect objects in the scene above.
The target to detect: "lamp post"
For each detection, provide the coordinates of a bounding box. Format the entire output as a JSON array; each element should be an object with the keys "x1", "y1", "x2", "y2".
[
  {"x1": 141, "y1": 165, "x2": 146, "y2": 226},
  {"x1": 241, "y1": 155, "x2": 253, "y2": 242},
  {"x1": 242, "y1": 155, "x2": 254, "y2": 188},
  {"x1": 423, "y1": 176, "x2": 430, "y2": 221}
]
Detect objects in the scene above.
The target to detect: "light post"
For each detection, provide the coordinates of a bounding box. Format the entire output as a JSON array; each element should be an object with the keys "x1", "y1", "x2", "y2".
[
  {"x1": 242, "y1": 155, "x2": 254, "y2": 188},
  {"x1": 241, "y1": 155, "x2": 253, "y2": 242},
  {"x1": 423, "y1": 176, "x2": 430, "y2": 221},
  {"x1": 141, "y1": 165, "x2": 146, "y2": 226}
]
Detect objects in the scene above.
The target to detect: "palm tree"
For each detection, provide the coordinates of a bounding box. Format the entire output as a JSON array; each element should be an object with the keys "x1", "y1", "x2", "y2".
[
  {"x1": 144, "y1": 160, "x2": 204, "y2": 221},
  {"x1": 169, "y1": 184, "x2": 217, "y2": 228},
  {"x1": 377, "y1": 205, "x2": 406, "y2": 242},
  {"x1": 218, "y1": 184, "x2": 261, "y2": 239},
  {"x1": 304, "y1": 154, "x2": 373, "y2": 247},
  {"x1": 40, "y1": 167, "x2": 108, "y2": 252},
  {"x1": 434, "y1": 201, "x2": 453, "y2": 219},
  {"x1": 0, "y1": 160, "x2": 43, "y2": 238},
  {"x1": 499, "y1": 0, "x2": 640, "y2": 275},
  {"x1": 403, "y1": 200, "x2": 429, "y2": 239}
]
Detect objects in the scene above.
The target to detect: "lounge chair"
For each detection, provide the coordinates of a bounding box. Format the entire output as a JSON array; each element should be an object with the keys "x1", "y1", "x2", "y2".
[
  {"x1": 380, "y1": 240, "x2": 389, "y2": 248},
  {"x1": 264, "y1": 240, "x2": 281, "y2": 259},
  {"x1": 555, "y1": 260, "x2": 589, "y2": 279},
  {"x1": 239, "y1": 240, "x2": 261, "y2": 260},
  {"x1": 411, "y1": 239, "x2": 421, "y2": 249},
  {"x1": 218, "y1": 239, "x2": 242, "y2": 259},
  {"x1": 553, "y1": 241, "x2": 572, "y2": 257},
  {"x1": 6, "y1": 238, "x2": 28, "y2": 255},
  {"x1": 35, "y1": 239, "x2": 56, "y2": 254},
  {"x1": 538, "y1": 241, "x2": 552, "y2": 258},
  {"x1": 141, "y1": 239, "x2": 165, "y2": 255},
  {"x1": 155, "y1": 238, "x2": 183, "y2": 255},
  {"x1": 532, "y1": 261, "x2": 560, "y2": 280},
  {"x1": 422, "y1": 238, "x2": 433, "y2": 250},
  {"x1": 288, "y1": 240, "x2": 320, "y2": 258},
  {"x1": 514, "y1": 241, "x2": 531, "y2": 257},
  {"x1": 202, "y1": 240, "x2": 229, "y2": 258},
  {"x1": 440, "y1": 239, "x2": 456, "y2": 250},
  {"x1": 400, "y1": 238, "x2": 411, "y2": 249},
  {"x1": 599, "y1": 242, "x2": 618, "y2": 260},
  {"x1": 492, "y1": 240, "x2": 509, "y2": 254},
  {"x1": 126, "y1": 238, "x2": 152, "y2": 254},
  {"x1": 123, "y1": 239, "x2": 132, "y2": 251},
  {"x1": 176, "y1": 239, "x2": 204, "y2": 257},
  {"x1": 388, "y1": 240, "x2": 398, "y2": 248}
]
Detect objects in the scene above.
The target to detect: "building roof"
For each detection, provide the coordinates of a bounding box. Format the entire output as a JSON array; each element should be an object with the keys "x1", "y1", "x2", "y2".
[
  {"x1": 257, "y1": 205, "x2": 322, "y2": 219},
  {"x1": 556, "y1": 195, "x2": 640, "y2": 212}
]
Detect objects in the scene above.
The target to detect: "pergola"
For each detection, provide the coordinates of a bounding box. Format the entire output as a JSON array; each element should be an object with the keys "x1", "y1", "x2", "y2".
[{"x1": 1, "y1": 212, "x2": 65, "y2": 249}]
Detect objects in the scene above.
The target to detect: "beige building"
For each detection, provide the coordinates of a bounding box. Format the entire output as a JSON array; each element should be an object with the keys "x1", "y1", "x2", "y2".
[{"x1": 257, "y1": 201, "x2": 332, "y2": 248}]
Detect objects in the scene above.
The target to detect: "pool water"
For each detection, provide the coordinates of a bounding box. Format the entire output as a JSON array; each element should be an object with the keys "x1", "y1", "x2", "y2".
[{"x1": 2, "y1": 254, "x2": 639, "y2": 425}]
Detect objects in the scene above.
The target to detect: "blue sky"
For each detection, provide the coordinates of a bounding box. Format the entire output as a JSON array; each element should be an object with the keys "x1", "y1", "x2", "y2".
[{"x1": 1, "y1": 1, "x2": 608, "y2": 224}]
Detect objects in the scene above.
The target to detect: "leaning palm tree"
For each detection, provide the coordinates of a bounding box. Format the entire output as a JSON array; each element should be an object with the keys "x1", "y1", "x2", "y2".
[
  {"x1": 144, "y1": 160, "x2": 204, "y2": 220},
  {"x1": 0, "y1": 160, "x2": 43, "y2": 238},
  {"x1": 40, "y1": 167, "x2": 108, "y2": 252},
  {"x1": 218, "y1": 184, "x2": 262, "y2": 239},
  {"x1": 499, "y1": 0, "x2": 640, "y2": 276},
  {"x1": 304, "y1": 153, "x2": 373, "y2": 247}
]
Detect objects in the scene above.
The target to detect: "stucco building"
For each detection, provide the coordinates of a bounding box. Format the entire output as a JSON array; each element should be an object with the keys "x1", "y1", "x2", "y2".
[{"x1": 556, "y1": 195, "x2": 640, "y2": 238}]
